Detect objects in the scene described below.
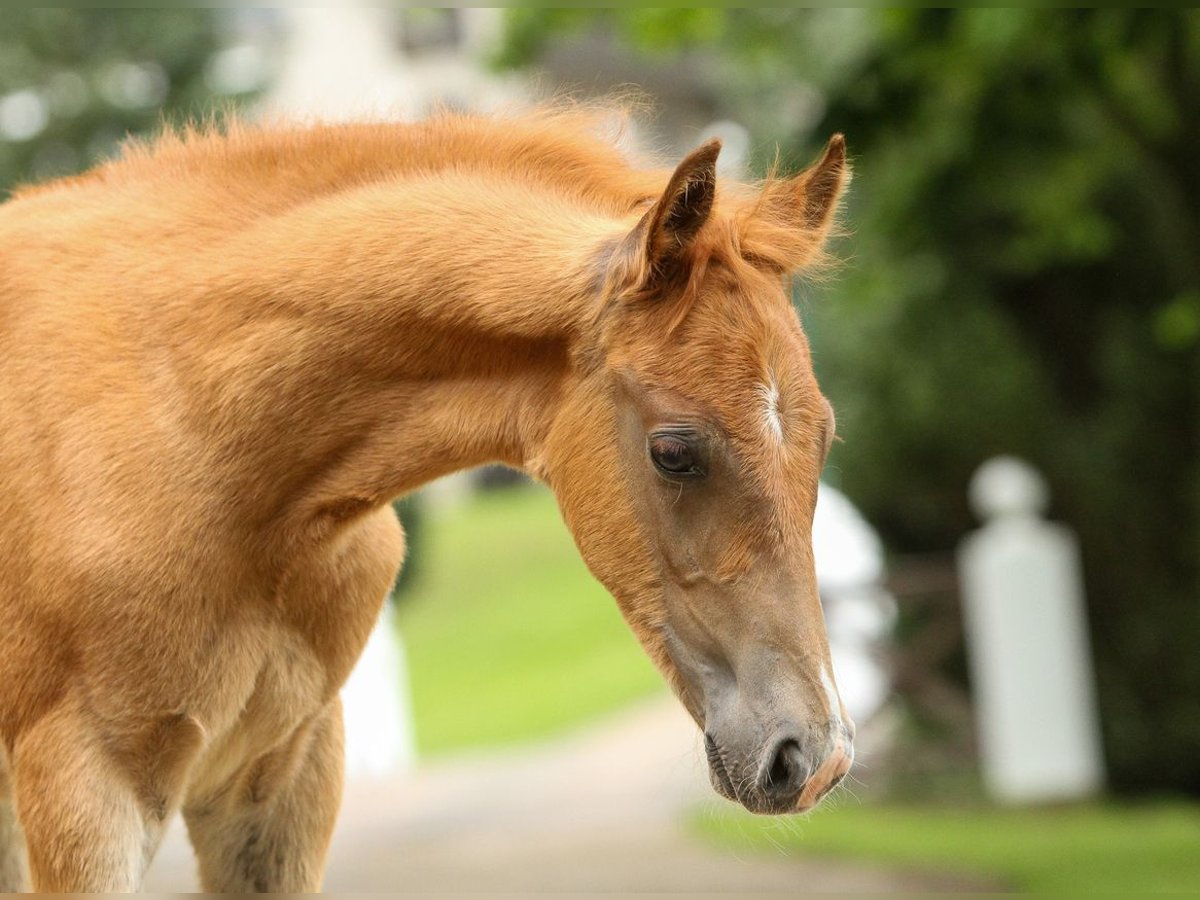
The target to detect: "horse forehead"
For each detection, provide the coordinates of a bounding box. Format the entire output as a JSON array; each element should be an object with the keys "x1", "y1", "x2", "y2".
[
  {"x1": 719, "y1": 359, "x2": 828, "y2": 489},
  {"x1": 618, "y1": 294, "x2": 819, "y2": 427},
  {"x1": 712, "y1": 347, "x2": 822, "y2": 431},
  {"x1": 686, "y1": 321, "x2": 816, "y2": 393}
]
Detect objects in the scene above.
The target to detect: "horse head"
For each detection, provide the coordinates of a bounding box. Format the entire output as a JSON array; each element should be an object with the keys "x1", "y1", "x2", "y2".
[{"x1": 538, "y1": 136, "x2": 853, "y2": 814}]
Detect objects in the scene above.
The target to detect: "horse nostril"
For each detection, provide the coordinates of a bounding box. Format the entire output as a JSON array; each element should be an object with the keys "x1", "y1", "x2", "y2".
[{"x1": 763, "y1": 738, "x2": 806, "y2": 798}]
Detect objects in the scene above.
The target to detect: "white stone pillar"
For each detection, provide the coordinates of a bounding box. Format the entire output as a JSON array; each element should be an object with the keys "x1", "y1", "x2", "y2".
[{"x1": 958, "y1": 456, "x2": 1105, "y2": 803}]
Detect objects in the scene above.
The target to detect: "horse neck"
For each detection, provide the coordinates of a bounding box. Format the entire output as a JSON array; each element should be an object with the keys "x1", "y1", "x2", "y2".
[{"x1": 169, "y1": 171, "x2": 624, "y2": 531}]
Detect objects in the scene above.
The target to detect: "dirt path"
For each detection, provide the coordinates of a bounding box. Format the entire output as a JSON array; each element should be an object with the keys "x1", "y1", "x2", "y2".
[{"x1": 143, "y1": 697, "x2": 991, "y2": 892}]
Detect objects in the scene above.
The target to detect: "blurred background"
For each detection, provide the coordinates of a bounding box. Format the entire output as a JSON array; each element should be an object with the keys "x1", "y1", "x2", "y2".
[{"x1": 3, "y1": 9, "x2": 1197, "y2": 893}]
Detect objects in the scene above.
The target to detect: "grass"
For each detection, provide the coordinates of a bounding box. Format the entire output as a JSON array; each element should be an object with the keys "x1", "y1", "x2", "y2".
[
  {"x1": 393, "y1": 483, "x2": 664, "y2": 756},
  {"x1": 690, "y1": 799, "x2": 1200, "y2": 892}
]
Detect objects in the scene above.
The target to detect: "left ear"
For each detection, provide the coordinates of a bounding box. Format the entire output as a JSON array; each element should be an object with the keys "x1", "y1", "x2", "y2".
[
  {"x1": 638, "y1": 138, "x2": 721, "y2": 280},
  {"x1": 767, "y1": 134, "x2": 850, "y2": 242}
]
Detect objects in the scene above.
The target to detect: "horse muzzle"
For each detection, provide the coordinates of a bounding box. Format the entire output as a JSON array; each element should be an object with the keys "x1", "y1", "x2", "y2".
[{"x1": 705, "y1": 721, "x2": 854, "y2": 815}]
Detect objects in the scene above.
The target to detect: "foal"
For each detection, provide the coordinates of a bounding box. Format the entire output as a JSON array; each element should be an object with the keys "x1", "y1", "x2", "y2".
[{"x1": 0, "y1": 110, "x2": 852, "y2": 891}]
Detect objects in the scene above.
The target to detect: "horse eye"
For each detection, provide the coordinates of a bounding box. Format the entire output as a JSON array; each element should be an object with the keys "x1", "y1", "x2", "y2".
[{"x1": 649, "y1": 434, "x2": 701, "y2": 477}]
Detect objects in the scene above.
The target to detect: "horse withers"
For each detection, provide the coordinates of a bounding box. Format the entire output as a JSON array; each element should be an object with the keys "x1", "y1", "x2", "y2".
[{"x1": 0, "y1": 110, "x2": 852, "y2": 891}]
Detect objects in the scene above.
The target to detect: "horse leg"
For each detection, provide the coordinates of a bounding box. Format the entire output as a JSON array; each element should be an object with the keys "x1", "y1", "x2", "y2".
[
  {"x1": 184, "y1": 700, "x2": 345, "y2": 893},
  {"x1": 0, "y1": 797, "x2": 24, "y2": 894},
  {"x1": 10, "y1": 705, "x2": 172, "y2": 892},
  {"x1": 0, "y1": 750, "x2": 28, "y2": 893}
]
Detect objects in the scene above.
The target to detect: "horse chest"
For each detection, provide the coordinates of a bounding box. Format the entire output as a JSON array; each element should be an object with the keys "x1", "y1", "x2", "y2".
[
  {"x1": 178, "y1": 643, "x2": 319, "y2": 803},
  {"x1": 238, "y1": 634, "x2": 330, "y2": 741},
  {"x1": 192, "y1": 512, "x2": 401, "y2": 787}
]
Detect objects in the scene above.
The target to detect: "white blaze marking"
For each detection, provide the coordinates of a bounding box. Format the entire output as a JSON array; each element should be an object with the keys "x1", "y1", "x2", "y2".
[
  {"x1": 820, "y1": 665, "x2": 843, "y2": 724},
  {"x1": 760, "y1": 379, "x2": 784, "y2": 443}
]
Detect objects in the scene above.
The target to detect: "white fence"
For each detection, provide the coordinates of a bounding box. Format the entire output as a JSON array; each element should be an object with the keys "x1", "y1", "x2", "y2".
[{"x1": 958, "y1": 456, "x2": 1104, "y2": 803}]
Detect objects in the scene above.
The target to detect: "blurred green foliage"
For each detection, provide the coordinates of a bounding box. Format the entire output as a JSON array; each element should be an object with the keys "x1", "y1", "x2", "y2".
[
  {"x1": 502, "y1": 10, "x2": 1200, "y2": 795},
  {"x1": 0, "y1": 9, "x2": 229, "y2": 192},
  {"x1": 391, "y1": 495, "x2": 424, "y2": 596}
]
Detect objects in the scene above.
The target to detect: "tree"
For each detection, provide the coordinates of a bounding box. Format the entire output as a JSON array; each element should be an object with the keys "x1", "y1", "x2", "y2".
[
  {"x1": 0, "y1": 9, "x2": 237, "y2": 193},
  {"x1": 500, "y1": 9, "x2": 1200, "y2": 795}
]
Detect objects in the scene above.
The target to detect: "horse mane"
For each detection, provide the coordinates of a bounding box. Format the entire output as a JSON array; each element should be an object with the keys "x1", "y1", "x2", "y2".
[
  {"x1": 13, "y1": 103, "x2": 838, "y2": 310},
  {"x1": 20, "y1": 104, "x2": 659, "y2": 212}
]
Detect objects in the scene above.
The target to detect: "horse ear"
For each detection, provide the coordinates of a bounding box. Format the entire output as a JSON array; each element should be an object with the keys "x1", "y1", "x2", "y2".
[
  {"x1": 772, "y1": 134, "x2": 850, "y2": 240},
  {"x1": 637, "y1": 138, "x2": 721, "y2": 280}
]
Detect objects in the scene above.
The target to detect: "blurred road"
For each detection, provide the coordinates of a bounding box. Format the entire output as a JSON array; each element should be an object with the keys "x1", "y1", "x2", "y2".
[{"x1": 143, "y1": 697, "x2": 991, "y2": 892}]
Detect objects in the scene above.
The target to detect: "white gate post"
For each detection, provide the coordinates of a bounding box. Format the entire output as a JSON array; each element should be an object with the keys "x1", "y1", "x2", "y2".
[
  {"x1": 958, "y1": 456, "x2": 1105, "y2": 803},
  {"x1": 340, "y1": 600, "x2": 418, "y2": 779}
]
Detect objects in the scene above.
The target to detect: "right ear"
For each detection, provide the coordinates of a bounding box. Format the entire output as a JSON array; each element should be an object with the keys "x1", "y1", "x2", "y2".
[
  {"x1": 631, "y1": 139, "x2": 721, "y2": 286},
  {"x1": 765, "y1": 134, "x2": 849, "y2": 244}
]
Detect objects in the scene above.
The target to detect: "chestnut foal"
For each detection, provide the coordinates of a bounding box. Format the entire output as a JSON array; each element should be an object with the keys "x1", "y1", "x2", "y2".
[{"x1": 0, "y1": 111, "x2": 852, "y2": 891}]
